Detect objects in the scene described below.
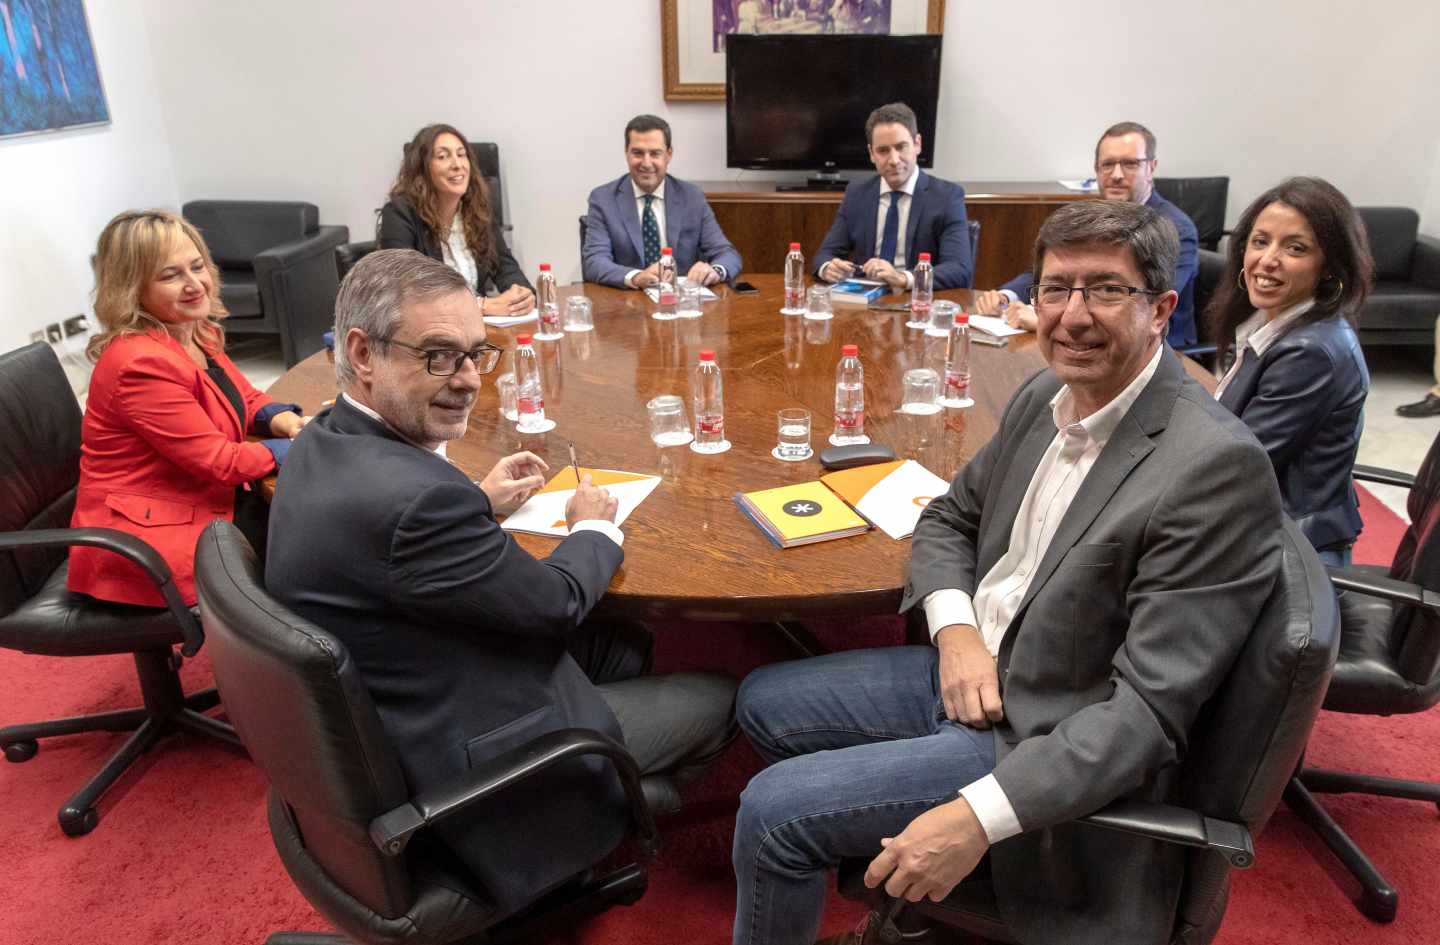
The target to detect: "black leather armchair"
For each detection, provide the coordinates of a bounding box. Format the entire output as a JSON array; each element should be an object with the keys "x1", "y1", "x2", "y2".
[
  {"x1": 1352, "y1": 207, "x2": 1440, "y2": 347},
  {"x1": 193, "y1": 520, "x2": 659, "y2": 945},
  {"x1": 335, "y1": 240, "x2": 378, "y2": 282},
  {"x1": 182, "y1": 200, "x2": 349, "y2": 368},
  {"x1": 0, "y1": 343, "x2": 240, "y2": 837},
  {"x1": 1283, "y1": 434, "x2": 1440, "y2": 922},
  {"x1": 839, "y1": 518, "x2": 1340, "y2": 944},
  {"x1": 1155, "y1": 176, "x2": 1229, "y2": 252}
]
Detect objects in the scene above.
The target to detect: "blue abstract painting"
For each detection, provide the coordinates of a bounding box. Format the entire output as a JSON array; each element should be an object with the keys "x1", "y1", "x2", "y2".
[{"x1": 0, "y1": 0, "x2": 109, "y2": 139}]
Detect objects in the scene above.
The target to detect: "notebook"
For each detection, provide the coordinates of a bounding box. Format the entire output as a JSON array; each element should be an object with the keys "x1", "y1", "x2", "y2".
[
  {"x1": 820, "y1": 459, "x2": 950, "y2": 540},
  {"x1": 734, "y1": 480, "x2": 870, "y2": 549},
  {"x1": 500, "y1": 466, "x2": 661, "y2": 538},
  {"x1": 829, "y1": 279, "x2": 887, "y2": 305}
]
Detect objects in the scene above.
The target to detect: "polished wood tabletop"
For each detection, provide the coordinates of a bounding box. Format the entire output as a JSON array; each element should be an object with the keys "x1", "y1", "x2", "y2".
[{"x1": 265, "y1": 274, "x2": 1210, "y2": 622}]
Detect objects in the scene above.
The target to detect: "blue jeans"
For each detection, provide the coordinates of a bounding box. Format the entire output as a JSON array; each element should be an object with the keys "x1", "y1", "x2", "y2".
[{"x1": 732, "y1": 647, "x2": 997, "y2": 945}]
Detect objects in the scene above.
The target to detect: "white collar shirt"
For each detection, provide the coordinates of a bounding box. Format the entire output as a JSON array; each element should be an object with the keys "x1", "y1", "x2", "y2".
[
  {"x1": 872, "y1": 165, "x2": 919, "y2": 269},
  {"x1": 1213, "y1": 298, "x2": 1315, "y2": 400},
  {"x1": 439, "y1": 216, "x2": 480, "y2": 294}
]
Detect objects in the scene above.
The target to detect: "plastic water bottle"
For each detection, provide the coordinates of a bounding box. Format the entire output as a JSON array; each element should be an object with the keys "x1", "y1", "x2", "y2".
[
  {"x1": 782, "y1": 242, "x2": 805, "y2": 314},
  {"x1": 655, "y1": 247, "x2": 678, "y2": 319},
  {"x1": 941, "y1": 311, "x2": 974, "y2": 408},
  {"x1": 514, "y1": 334, "x2": 552, "y2": 432},
  {"x1": 535, "y1": 263, "x2": 561, "y2": 339},
  {"x1": 831, "y1": 344, "x2": 868, "y2": 445},
  {"x1": 907, "y1": 252, "x2": 933, "y2": 330},
  {"x1": 690, "y1": 349, "x2": 729, "y2": 454}
]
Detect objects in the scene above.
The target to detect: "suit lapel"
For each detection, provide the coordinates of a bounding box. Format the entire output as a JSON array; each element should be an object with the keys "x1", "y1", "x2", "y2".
[
  {"x1": 858, "y1": 176, "x2": 881, "y2": 260},
  {"x1": 904, "y1": 172, "x2": 928, "y2": 265},
  {"x1": 617, "y1": 177, "x2": 646, "y2": 263}
]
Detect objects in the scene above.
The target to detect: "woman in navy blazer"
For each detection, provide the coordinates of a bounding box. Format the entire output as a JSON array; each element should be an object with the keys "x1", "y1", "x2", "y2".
[{"x1": 1210, "y1": 177, "x2": 1374, "y2": 564}]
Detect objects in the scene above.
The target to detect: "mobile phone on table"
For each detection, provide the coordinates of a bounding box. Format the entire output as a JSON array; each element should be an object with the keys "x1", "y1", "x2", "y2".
[{"x1": 733, "y1": 281, "x2": 760, "y2": 295}]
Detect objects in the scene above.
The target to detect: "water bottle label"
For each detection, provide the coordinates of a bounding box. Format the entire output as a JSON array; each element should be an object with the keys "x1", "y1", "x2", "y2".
[
  {"x1": 518, "y1": 395, "x2": 544, "y2": 413},
  {"x1": 659, "y1": 290, "x2": 678, "y2": 305},
  {"x1": 835, "y1": 410, "x2": 864, "y2": 431},
  {"x1": 945, "y1": 371, "x2": 969, "y2": 396},
  {"x1": 910, "y1": 301, "x2": 931, "y2": 315},
  {"x1": 697, "y1": 415, "x2": 724, "y2": 435}
]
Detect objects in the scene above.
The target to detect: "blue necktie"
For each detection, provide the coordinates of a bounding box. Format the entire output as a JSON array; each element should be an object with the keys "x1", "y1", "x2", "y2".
[
  {"x1": 879, "y1": 191, "x2": 900, "y2": 266},
  {"x1": 641, "y1": 194, "x2": 661, "y2": 267}
]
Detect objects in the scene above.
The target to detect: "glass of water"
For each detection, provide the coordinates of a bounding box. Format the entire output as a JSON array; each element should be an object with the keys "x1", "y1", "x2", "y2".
[
  {"x1": 496, "y1": 372, "x2": 518, "y2": 421},
  {"x1": 928, "y1": 299, "x2": 959, "y2": 338},
  {"x1": 900, "y1": 368, "x2": 942, "y2": 415},
  {"x1": 563, "y1": 295, "x2": 593, "y2": 332},
  {"x1": 774, "y1": 407, "x2": 813, "y2": 462},
  {"x1": 677, "y1": 283, "x2": 703, "y2": 318},
  {"x1": 805, "y1": 285, "x2": 833, "y2": 321},
  {"x1": 647, "y1": 394, "x2": 693, "y2": 447}
]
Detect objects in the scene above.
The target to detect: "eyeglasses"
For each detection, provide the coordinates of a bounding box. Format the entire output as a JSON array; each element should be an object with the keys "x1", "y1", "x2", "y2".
[
  {"x1": 1097, "y1": 158, "x2": 1153, "y2": 175},
  {"x1": 1029, "y1": 283, "x2": 1161, "y2": 311},
  {"x1": 381, "y1": 338, "x2": 503, "y2": 376}
]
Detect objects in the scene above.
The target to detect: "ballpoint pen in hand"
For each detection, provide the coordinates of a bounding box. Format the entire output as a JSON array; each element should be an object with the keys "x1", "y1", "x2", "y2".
[{"x1": 569, "y1": 442, "x2": 581, "y2": 485}]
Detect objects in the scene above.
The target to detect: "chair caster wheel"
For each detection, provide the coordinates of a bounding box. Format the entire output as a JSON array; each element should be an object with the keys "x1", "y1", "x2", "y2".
[
  {"x1": 1359, "y1": 886, "x2": 1397, "y2": 923},
  {"x1": 59, "y1": 806, "x2": 99, "y2": 837},
  {"x1": 3, "y1": 739, "x2": 38, "y2": 763}
]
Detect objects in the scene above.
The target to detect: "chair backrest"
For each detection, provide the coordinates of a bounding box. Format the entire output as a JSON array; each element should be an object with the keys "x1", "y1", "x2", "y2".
[
  {"x1": 967, "y1": 219, "x2": 981, "y2": 276},
  {"x1": 194, "y1": 520, "x2": 415, "y2": 917},
  {"x1": 183, "y1": 201, "x2": 320, "y2": 270},
  {"x1": 1192, "y1": 249, "x2": 1226, "y2": 343},
  {"x1": 1154, "y1": 177, "x2": 1229, "y2": 251},
  {"x1": 0, "y1": 343, "x2": 81, "y2": 618},
  {"x1": 1388, "y1": 428, "x2": 1440, "y2": 692},
  {"x1": 336, "y1": 240, "x2": 379, "y2": 282},
  {"x1": 1356, "y1": 207, "x2": 1419, "y2": 282},
  {"x1": 1172, "y1": 518, "x2": 1339, "y2": 934}
]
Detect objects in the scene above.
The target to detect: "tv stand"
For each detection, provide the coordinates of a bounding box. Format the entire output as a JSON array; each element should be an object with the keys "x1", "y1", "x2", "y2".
[{"x1": 776, "y1": 173, "x2": 850, "y2": 193}]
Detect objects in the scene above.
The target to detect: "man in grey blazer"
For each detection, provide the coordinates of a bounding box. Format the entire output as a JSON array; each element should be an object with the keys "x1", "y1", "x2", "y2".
[
  {"x1": 582, "y1": 114, "x2": 742, "y2": 290},
  {"x1": 731, "y1": 200, "x2": 1284, "y2": 945}
]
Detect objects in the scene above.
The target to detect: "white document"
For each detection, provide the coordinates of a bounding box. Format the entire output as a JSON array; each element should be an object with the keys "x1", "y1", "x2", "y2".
[
  {"x1": 967, "y1": 313, "x2": 1027, "y2": 337},
  {"x1": 483, "y1": 307, "x2": 538, "y2": 327},
  {"x1": 1058, "y1": 179, "x2": 1098, "y2": 192},
  {"x1": 500, "y1": 468, "x2": 661, "y2": 538},
  {"x1": 644, "y1": 281, "x2": 718, "y2": 303},
  {"x1": 821, "y1": 459, "x2": 950, "y2": 541}
]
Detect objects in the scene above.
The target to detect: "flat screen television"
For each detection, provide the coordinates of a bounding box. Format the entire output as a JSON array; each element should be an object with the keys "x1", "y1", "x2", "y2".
[{"x1": 725, "y1": 33, "x2": 943, "y2": 181}]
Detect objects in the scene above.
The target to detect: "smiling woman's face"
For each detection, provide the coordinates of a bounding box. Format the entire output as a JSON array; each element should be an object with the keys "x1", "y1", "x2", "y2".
[
  {"x1": 140, "y1": 238, "x2": 213, "y2": 325},
  {"x1": 428, "y1": 132, "x2": 470, "y2": 201}
]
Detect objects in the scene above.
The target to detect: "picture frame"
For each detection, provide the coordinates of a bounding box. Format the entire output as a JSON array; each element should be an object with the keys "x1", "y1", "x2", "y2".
[
  {"x1": 0, "y1": 0, "x2": 111, "y2": 139},
  {"x1": 662, "y1": 0, "x2": 947, "y2": 102}
]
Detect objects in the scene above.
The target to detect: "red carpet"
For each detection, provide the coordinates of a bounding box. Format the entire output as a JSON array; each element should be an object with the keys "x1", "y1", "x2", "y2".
[{"x1": 1, "y1": 485, "x2": 1436, "y2": 945}]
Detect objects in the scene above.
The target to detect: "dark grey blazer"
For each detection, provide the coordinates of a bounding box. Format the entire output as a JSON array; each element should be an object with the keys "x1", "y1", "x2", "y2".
[
  {"x1": 1217, "y1": 314, "x2": 1369, "y2": 551},
  {"x1": 903, "y1": 350, "x2": 1284, "y2": 944},
  {"x1": 378, "y1": 196, "x2": 532, "y2": 293},
  {"x1": 265, "y1": 397, "x2": 626, "y2": 915}
]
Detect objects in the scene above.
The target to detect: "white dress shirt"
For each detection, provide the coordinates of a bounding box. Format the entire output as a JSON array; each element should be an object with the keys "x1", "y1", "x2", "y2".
[
  {"x1": 875, "y1": 165, "x2": 919, "y2": 289},
  {"x1": 921, "y1": 344, "x2": 1165, "y2": 843},
  {"x1": 1213, "y1": 298, "x2": 1315, "y2": 400},
  {"x1": 338, "y1": 394, "x2": 623, "y2": 547},
  {"x1": 440, "y1": 216, "x2": 480, "y2": 293}
]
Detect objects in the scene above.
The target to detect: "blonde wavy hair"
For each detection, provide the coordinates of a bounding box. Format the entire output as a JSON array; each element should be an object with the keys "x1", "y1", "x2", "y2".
[{"x1": 88, "y1": 209, "x2": 228, "y2": 361}]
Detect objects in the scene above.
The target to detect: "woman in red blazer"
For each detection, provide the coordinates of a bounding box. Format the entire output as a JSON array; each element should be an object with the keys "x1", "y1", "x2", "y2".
[{"x1": 69, "y1": 210, "x2": 306, "y2": 607}]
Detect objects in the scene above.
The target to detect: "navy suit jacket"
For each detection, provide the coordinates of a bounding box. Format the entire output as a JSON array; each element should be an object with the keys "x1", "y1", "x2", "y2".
[
  {"x1": 582, "y1": 174, "x2": 742, "y2": 288},
  {"x1": 1002, "y1": 190, "x2": 1200, "y2": 346},
  {"x1": 814, "y1": 171, "x2": 973, "y2": 289}
]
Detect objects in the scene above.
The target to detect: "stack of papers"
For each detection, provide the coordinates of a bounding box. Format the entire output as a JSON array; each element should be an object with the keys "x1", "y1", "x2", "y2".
[
  {"x1": 483, "y1": 307, "x2": 538, "y2": 327},
  {"x1": 967, "y1": 314, "x2": 1027, "y2": 337},
  {"x1": 643, "y1": 281, "x2": 718, "y2": 303},
  {"x1": 500, "y1": 467, "x2": 661, "y2": 538}
]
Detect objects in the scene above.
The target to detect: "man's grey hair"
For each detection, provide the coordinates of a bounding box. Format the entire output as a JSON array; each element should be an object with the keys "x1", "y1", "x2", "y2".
[
  {"x1": 333, "y1": 249, "x2": 469, "y2": 387},
  {"x1": 1031, "y1": 200, "x2": 1179, "y2": 294}
]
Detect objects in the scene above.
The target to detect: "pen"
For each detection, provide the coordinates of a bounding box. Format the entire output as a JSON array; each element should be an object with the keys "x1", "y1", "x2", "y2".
[{"x1": 569, "y1": 442, "x2": 581, "y2": 485}]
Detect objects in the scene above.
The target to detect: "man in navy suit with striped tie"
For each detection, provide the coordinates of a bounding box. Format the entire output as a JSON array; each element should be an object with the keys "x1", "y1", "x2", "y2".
[{"x1": 814, "y1": 102, "x2": 974, "y2": 291}]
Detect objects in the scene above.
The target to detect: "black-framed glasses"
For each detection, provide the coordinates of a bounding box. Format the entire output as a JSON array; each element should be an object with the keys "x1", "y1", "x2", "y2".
[
  {"x1": 1097, "y1": 158, "x2": 1153, "y2": 175},
  {"x1": 1029, "y1": 283, "x2": 1161, "y2": 311},
  {"x1": 381, "y1": 338, "x2": 503, "y2": 376}
]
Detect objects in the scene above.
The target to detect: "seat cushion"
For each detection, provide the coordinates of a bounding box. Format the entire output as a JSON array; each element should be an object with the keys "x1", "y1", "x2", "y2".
[
  {"x1": 1358, "y1": 207, "x2": 1419, "y2": 281},
  {"x1": 1325, "y1": 571, "x2": 1422, "y2": 714},
  {"x1": 1357, "y1": 281, "x2": 1440, "y2": 332},
  {"x1": 0, "y1": 560, "x2": 183, "y2": 657},
  {"x1": 219, "y1": 270, "x2": 264, "y2": 320}
]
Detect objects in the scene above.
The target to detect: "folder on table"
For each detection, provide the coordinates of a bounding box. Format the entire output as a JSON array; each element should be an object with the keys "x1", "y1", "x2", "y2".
[
  {"x1": 734, "y1": 480, "x2": 869, "y2": 549},
  {"x1": 500, "y1": 467, "x2": 660, "y2": 538},
  {"x1": 820, "y1": 459, "x2": 949, "y2": 540}
]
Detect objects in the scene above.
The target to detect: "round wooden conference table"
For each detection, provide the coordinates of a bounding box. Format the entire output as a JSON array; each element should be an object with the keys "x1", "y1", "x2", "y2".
[{"x1": 264, "y1": 274, "x2": 1211, "y2": 623}]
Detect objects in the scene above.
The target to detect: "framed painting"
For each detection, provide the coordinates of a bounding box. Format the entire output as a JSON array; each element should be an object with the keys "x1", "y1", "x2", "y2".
[
  {"x1": 0, "y1": 0, "x2": 110, "y2": 139},
  {"x1": 662, "y1": 0, "x2": 946, "y2": 102}
]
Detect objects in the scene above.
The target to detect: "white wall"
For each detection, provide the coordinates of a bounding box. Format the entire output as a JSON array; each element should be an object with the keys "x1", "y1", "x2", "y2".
[
  {"x1": 0, "y1": 2, "x2": 178, "y2": 354},
  {"x1": 1422, "y1": 142, "x2": 1440, "y2": 239}
]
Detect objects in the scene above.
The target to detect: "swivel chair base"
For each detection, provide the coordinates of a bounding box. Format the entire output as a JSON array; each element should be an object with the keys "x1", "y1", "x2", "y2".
[{"x1": 0, "y1": 646, "x2": 241, "y2": 837}]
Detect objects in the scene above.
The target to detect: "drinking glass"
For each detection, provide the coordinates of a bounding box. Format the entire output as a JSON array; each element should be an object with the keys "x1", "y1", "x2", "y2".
[
  {"x1": 773, "y1": 407, "x2": 813, "y2": 462},
  {"x1": 563, "y1": 295, "x2": 593, "y2": 332},
  {"x1": 805, "y1": 285, "x2": 833, "y2": 321},
  {"x1": 647, "y1": 394, "x2": 693, "y2": 447},
  {"x1": 900, "y1": 368, "x2": 942, "y2": 415},
  {"x1": 496, "y1": 372, "x2": 518, "y2": 421},
  {"x1": 677, "y1": 283, "x2": 703, "y2": 318},
  {"x1": 927, "y1": 299, "x2": 959, "y2": 338}
]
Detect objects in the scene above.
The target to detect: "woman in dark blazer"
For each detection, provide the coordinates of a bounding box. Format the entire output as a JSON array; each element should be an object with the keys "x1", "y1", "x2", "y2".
[
  {"x1": 378, "y1": 123, "x2": 534, "y2": 316},
  {"x1": 69, "y1": 210, "x2": 305, "y2": 607},
  {"x1": 1210, "y1": 177, "x2": 1374, "y2": 564}
]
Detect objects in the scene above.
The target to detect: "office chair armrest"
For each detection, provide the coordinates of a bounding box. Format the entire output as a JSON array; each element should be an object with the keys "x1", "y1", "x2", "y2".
[
  {"x1": 0, "y1": 527, "x2": 202, "y2": 655},
  {"x1": 1413, "y1": 234, "x2": 1440, "y2": 291},
  {"x1": 1352, "y1": 464, "x2": 1416, "y2": 489},
  {"x1": 1078, "y1": 798, "x2": 1255, "y2": 869},
  {"x1": 1325, "y1": 565, "x2": 1440, "y2": 615},
  {"x1": 253, "y1": 225, "x2": 350, "y2": 270},
  {"x1": 369, "y1": 727, "x2": 658, "y2": 859}
]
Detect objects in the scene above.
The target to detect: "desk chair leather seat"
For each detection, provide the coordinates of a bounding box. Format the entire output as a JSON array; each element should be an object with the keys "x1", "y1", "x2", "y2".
[
  {"x1": 839, "y1": 519, "x2": 1339, "y2": 944},
  {"x1": 195, "y1": 520, "x2": 660, "y2": 945},
  {"x1": 0, "y1": 561, "x2": 186, "y2": 656}
]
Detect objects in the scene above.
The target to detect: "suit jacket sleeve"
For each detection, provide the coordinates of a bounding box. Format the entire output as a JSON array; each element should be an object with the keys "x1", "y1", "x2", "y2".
[
  {"x1": 930, "y1": 183, "x2": 973, "y2": 290},
  {"x1": 1172, "y1": 212, "x2": 1199, "y2": 300},
  {"x1": 388, "y1": 480, "x2": 623, "y2": 636},
  {"x1": 1232, "y1": 340, "x2": 1343, "y2": 472},
  {"x1": 582, "y1": 189, "x2": 631, "y2": 288},
  {"x1": 489, "y1": 216, "x2": 533, "y2": 292},
  {"x1": 991, "y1": 435, "x2": 1281, "y2": 832},
  {"x1": 697, "y1": 199, "x2": 742, "y2": 279},
  {"x1": 814, "y1": 194, "x2": 858, "y2": 277},
  {"x1": 377, "y1": 199, "x2": 425, "y2": 252},
  {"x1": 1001, "y1": 270, "x2": 1034, "y2": 299}
]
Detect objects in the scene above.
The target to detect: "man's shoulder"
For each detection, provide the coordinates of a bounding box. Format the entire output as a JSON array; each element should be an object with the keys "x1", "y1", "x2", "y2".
[
  {"x1": 284, "y1": 407, "x2": 470, "y2": 504},
  {"x1": 919, "y1": 170, "x2": 965, "y2": 200},
  {"x1": 842, "y1": 174, "x2": 882, "y2": 201},
  {"x1": 1166, "y1": 370, "x2": 1271, "y2": 461},
  {"x1": 587, "y1": 175, "x2": 629, "y2": 204},
  {"x1": 665, "y1": 174, "x2": 705, "y2": 199},
  {"x1": 1149, "y1": 191, "x2": 1198, "y2": 238}
]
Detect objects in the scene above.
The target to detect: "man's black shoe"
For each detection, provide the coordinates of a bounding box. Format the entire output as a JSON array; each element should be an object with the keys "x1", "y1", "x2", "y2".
[{"x1": 1397, "y1": 393, "x2": 1440, "y2": 418}]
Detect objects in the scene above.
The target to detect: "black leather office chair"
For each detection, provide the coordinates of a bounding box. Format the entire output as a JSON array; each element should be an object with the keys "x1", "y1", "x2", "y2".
[
  {"x1": 182, "y1": 200, "x2": 349, "y2": 368},
  {"x1": 336, "y1": 240, "x2": 378, "y2": 282},
  {"x1": 1176, "y1": 248, "x2": 1227, "y2": 367},
  {"x1": 1283, "y1": 434, "x2": 1440, "y2": 922},
  {"x1": 0, "y1": 343, "x2": 240, "y2": 837},
  {"x1": 839, "y1": 518, "x2": 1340, "y2": 944},
  {"x1": 1350, "y1": 207, "x2": 1440, "y2": 348},
  {"x1": 1155, "y1": 177, "x2": 1230, "y2": 251},
  {"x1": 194, "y1": 520, "x2": 660, "y2": 944}
]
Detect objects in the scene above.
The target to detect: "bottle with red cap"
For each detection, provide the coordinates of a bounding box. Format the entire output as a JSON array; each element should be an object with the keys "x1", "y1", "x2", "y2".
[
  {"x1": 907, "y1": 251, "x2": 933, "y2": 330},
  {"x1": 782, "y1": 241, "x2": 806, "y2": 314},
  {"x1": 654, "y1": 247, "x2": 678, "y2": 319},
  {"x1": 534, "y1": 263, "x2": 562, "y2": 340},
  {"x1": 513, "y1": 334, "x2": 553, "y2": 433},
  {"x1": 690, "y1": 348, "x2": 730, "y2": 454},
  {"x1": 831, "y1": 343, "x2": 868, "y2": 445},
  {"x1": 941, "y1": 310, "x2": 974, "y2": 408}
]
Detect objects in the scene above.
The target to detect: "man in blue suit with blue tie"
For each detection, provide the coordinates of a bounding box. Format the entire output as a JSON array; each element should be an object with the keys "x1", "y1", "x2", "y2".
[
  {"x1": 814, "y1": 102, "x2": 973, "y2": 291},
  {"x1": 583, "y1": 114, "x2": 743, "y2": 290}
]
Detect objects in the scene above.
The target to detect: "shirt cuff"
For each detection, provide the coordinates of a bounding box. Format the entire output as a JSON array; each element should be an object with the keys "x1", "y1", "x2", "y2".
[
  {"x1": 904, "y1": 270, "x2": 914, "y2": 290},
  {"x1": 1000, "y1": 289, "x2": 1020, "y2": 304},
  {"x1": 624, "y1": 269, "x2": 641, "y2": 289},
  {"x1": 259, "y1": 437, "x2": 290, "y2": 470},
  {"x1": 959, "y1": 774, "x2": 1022, "y2": 844},
  {"x1": 922, "y1": 588, "x2": 979, "y2": 643},
  {"x1": 570, "y1": 519, "x2": 624, "y2": 547}
]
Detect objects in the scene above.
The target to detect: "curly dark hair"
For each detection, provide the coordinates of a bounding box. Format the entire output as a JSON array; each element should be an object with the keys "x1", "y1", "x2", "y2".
[{"x1": 389, "y1": 123, "x2": 497, "y2": 275}]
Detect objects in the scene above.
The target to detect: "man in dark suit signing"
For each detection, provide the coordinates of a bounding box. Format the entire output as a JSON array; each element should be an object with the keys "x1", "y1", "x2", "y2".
[
  {"x1": 813, "y1": 101, "x2": 973, "y2": 291},
  {"x1": 583, "y1": 113, "x2": 743, "y2": 289},
  {"x1": 266, "y1": 249, "x2": 735, "y2": 916},
  {"x1": 732, "y1": 200, "x2": 1283, "y2": 945}
]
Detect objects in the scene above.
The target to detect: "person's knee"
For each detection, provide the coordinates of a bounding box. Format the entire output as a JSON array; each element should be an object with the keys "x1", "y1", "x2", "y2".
[
  {"x1": 734, "y1": 762, "x2": 825, "y2": 875},
  {"x1": 736, "y1": 663, "x2": 790, "y2": 746}
]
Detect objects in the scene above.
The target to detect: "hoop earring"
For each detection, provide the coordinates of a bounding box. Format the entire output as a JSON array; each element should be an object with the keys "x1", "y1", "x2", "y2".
[
  {"x1": 1237, "y1": 271, "x2": 1247, "y2": 291},
  {"x1": 1322, "y1": 277, "x2": 1344, "y2": 305}
]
